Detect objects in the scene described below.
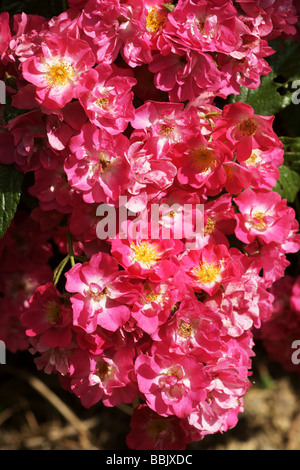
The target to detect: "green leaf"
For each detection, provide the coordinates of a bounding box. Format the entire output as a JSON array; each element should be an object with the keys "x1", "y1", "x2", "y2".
[
  {"x1": 267, "y1": 40, "x2": 300, "y2": 81},
  {"x1": 228, "y1": 71, "x2": 293, "y2": 116},
  {"x1": 280, "y1": 136, "x2": 300, "y2": 152},
  {"x1": 274, "y1": 165, "x2": 300, "y2": 203},
  {"x1": 279, "y1": 137, "x2": 300, "y2": 172},
  {"x1": 228, "y1": 40, "x2": 300, "y2": 116},
  {"x1": 283, "y1": 153, "x2": 300, "y2": 172},
  {"x1": 0, "y1": 164, "x2": 23, "y2": 239}
]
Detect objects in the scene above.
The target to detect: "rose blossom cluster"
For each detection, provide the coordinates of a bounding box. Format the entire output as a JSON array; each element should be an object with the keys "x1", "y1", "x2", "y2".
[
  {"x1": 0, "y1": 0, "x2": 299, "y2": 450},
  {"x1": 0, "y1": 211, "x2": 53, "y2": 353},
  {"x1": 256, "y1": 275, "x2": 300, "y2": 375}
]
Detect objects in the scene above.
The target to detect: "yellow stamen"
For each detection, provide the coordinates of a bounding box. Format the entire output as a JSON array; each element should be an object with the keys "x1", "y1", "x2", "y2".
[
  {"x1": 178, "y1": 320, "x2": 193, "y2": 338},
  {"x1": 145, "y1": 291, "x2": 163, "y2": 304},
  {"x1": 191, "y1": 147, "x2": 217, "y2": 173},
  {"x1": 204, "y1": 217, "x2": 216, "y2": 234},
  {"x1": 251, "y1": 211, "x2": 267, "y2": 229},
  {"x1": 238, "y1": 118, "x2": 257, "y2": 137},
  {"x1": 159, "y1": 123, "x2": 174, "y2": 136},
  {"x1": 245, "y1": 151, "x2": 260, "y2": 167},
  {"x1": 46, "y1": 60, "x2": 74, "y2": 88},
  {"x1": 146, "y1": 6, "x2": 167, "y2": 33},
  {"x1": 131, "y1": 241, "x2": 161, "y2": 268},
  {"x1": 193, "y1": 262, "x2": 221, "y2": 284},
  {"x1": 95, "y1": 96, "x2": 110, "y2": 110}
]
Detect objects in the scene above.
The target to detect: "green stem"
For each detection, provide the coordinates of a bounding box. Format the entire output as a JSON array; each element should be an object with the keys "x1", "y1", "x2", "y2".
[
  {"x1": 53, "y1": 234, "x2": 85, "y2": 287},
  {"x1": 53, "y1": 255, "x2": 70, "y2": 287},
  {"x1": 68, "y1": 231, "x2": 76, "y2": 267}
]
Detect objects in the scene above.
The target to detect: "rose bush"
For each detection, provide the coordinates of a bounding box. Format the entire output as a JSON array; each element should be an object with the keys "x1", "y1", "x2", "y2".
[{"x1": 0, "y1": 0, "x2": 299, "y2": 450}]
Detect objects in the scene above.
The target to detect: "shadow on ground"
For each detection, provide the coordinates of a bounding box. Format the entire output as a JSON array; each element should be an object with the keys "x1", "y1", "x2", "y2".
[{"x1": 0, "y1": 341, "x2": 299, "y2": 450}]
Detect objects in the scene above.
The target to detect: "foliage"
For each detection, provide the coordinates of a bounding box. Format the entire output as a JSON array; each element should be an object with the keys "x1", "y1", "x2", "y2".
[{"x1": 0, "y1": 164, "x2": 23, "y2": 238}]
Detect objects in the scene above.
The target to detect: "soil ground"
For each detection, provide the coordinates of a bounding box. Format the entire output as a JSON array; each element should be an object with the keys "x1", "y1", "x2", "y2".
[{"x1": 0, "y1": 341, "x2": 300, "y2": 451}]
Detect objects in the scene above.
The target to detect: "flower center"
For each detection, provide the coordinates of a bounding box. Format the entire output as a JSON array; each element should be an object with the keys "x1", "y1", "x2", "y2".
[
  {"x1": 193, "y1": 262, "x2": 221, "y2": 284},
  {"x1": 98, "y1": 155, "x2": 111, "y2": 172},
  {"x1": 159, "y1": 123, "x2": 174, "y2": 137},
  {"x1": 197, "y1": 17, "x2": 207, "y2": 35},
  {"x1": 147, "y1": 420, "x2": 170, "y2": 438},
  {"x1": 251, "y1": 211, "x2": 267, "y2": 229},
  {"x1": 146, "y1": 6, "x2": 167, "y2": 33},
  {"x1": 46, "y1": 60, "x2": 74, "y2": 88},
  {"x1": 191, "y1": 147, "x2": 217, "y2": 173},
  {"x1": 95, "y1": 360, "x2": 113, "y2": 381},
  {"x1": 95, "y1": 96, "x2": 110, "y2": 110},
  {"x1": 204, "y1": 217, "x2": 216, "y2": 234},
  {"x1": 89, "y1": 283, "x2": 107, "y2": 302},
  {"x1": 144, "y1": 290, "x2": 163, "y2": 304},
  {"x1": 131, "y1": 241, "x2": 161, "y2": 268},
  {"x1": 90, "y1": 152, "x2": 112, "y2": 174},
  {"x1": 238, "y1": 118, "x2": 257, "y2": 137},
  {"x1": 44, "y1": 300, "x2": 61, "y2": 324},
  {"x1": 245, "y1": 151, "x2": 261, "y2": 167},
  {"x1": 33, "y1": 136, "x2": 47, "y2": 151},
  {"x1": 166, "y1": 365, "x2": 183, "y2": 380},
  {"x1": 178, "y1": 320, "x2": 193, "y2": 338}
]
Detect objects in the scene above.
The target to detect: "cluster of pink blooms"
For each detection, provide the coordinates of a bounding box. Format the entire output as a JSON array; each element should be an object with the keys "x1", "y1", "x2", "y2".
[
  {"x1": 0, "y1": 0, "x2": 299, "y2": 450},
  {"x1": 256, "y1": 275, "x2": 300, "y2": 375},
  {"x1": 0, "y1": 211, "x2": 53, "y2": 353}
]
